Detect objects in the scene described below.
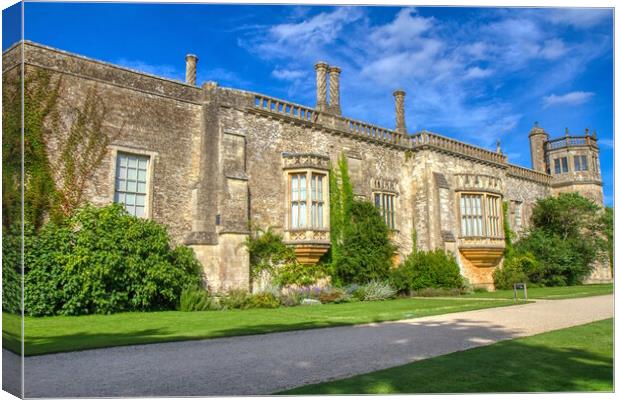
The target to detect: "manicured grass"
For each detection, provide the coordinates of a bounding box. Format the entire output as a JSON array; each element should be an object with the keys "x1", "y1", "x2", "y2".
[
  {"x1": 3, "y1": 297, "x2": 515, "y2": 356},
  {"x1": 464, "y1": 283, "x2": 613, "y2": 300},
  {"x1": 281, "y1": 318, "x2": 613, "y2": 394}
]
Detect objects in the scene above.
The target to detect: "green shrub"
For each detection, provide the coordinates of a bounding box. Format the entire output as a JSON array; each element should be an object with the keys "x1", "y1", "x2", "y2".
[
  {"x1": 513, "y1": 193, "x2": 607, "y2": 286},
  {"x1": 391, "y1": 249, "x2": 463, "y2": 294},
  {"x1": 219, "y1": 288, "x2": 252, "y2": 309},
  {"x1": 248, "y1": 292, "x2": 281, "y2": 309},
  {"x1": 245, "y1": 226, "x2": 296, "y2": 280},
  {"x1": 179, "y1": 286, "x2": 218, "y2": 311},
  {"x1": 24, "y1": 204, "x2": 203, "y2": 316},
  {"x1": 2, "y1": 226, "x2": 23, "y2": 313},
  {"x1": 361, "y1": 280, "x2": 396, "y2": 301},
  {"x1": 514, "y1": 229, "x2": 590, "y2": 286},
  {"x1": 274, "y1": 262, "x2": 327, "y2": 287},
  {"x1": 493, "y1": 252, "x2": 538, "y2": 290},
  {"x1": 318, "y1": 286, "x2": 350, "y2": 304},
  {"x1": 332, "y1": 200, "x2": 395, "y2": 285}
]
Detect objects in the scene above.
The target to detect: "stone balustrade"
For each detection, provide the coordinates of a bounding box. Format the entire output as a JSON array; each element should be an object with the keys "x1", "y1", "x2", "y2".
[
  {"x1": 254, "y1": 94, "x2": 316, "y2": 123},
  {"x1": 545, "y1": 135, "x2": 598, "y2": 151},
  {"x1": 507, "y1": 164, "x2": 552, "y2": 185},
  {"x1": 341, "y1": 117, "x2": 402, "y2": 145},
  {"x1": 410, "y1": 131, "x2": 507, "y2": 165}
]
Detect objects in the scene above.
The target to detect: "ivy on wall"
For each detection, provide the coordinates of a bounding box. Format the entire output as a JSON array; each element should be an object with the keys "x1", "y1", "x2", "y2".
[
  {"x1": 3, "y1": 69, "x2": 61, "y2": 231},
  {"x1": 328, "y1": 153, "x2": 354, "y2": 267},
  {"x1": 2, "y1": 68, "x2": 121, "y2": 230}
]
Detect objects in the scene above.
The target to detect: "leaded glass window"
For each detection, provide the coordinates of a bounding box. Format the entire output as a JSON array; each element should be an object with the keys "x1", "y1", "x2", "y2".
[
  {"x1": 290, "y1": 172, "x2": 326, "y2": 229},
  {"x1": 574, "y1": 155, "x2": 589, "y2": 171},
  {"x1": 374, "y1": 192, "x2": 396, "y2": 229},
  {"x1": 460, "y1": 194, "x2": 483, "y2": 237},
  {"x1": 115, "y1": 153, "x2": 149, "y2": 217}
]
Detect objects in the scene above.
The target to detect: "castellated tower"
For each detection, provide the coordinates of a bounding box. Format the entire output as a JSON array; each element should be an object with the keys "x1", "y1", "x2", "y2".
[
  {"x1": 529, "y1": 122, "x2": 604, "y2": 205},
  {"x1": 528, "y1": 122, "x2": 549, "y2": 173}
]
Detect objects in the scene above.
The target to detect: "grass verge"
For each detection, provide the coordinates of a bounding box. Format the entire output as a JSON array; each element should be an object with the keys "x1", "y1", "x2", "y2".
[
  {"x1": 3, "y1": 297, "x2": 515, "y2": 356},
  {"x1": 463, "y1": 283, "x2": 613, "y2": 300},
  {"x1": 281, "y1": 318, "x2": 613, "y2": 394}
]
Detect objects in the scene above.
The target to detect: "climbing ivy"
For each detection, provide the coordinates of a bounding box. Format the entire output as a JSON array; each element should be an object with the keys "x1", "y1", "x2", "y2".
[
  {"x1": 3, "y1": 69, "x2": 61, "y2": 231},
  {"x1": 53, "y1": 84, "x2": 121, "y2": 220},
  {"x1": 328, "y1": 153, "x2": 354, "y2": 266}
]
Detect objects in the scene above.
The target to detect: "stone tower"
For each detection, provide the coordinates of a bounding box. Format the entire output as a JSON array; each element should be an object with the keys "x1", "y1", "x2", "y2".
[
  {"x1": 545, "y1": 127, "x2": 603, "y2": 205},
  {"x1": 528, "y1": 121, "x2": 549, "y2": 173}
]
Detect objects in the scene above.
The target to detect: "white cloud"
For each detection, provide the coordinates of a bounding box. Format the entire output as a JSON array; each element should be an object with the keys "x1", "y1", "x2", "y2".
[
  {"x1": 115, "y1": 59, "x2": 182, "y2": 81},
  {"x1": 369, "y1": 8, "x2": 434, "y2": 50},
  {"x1": 542, "y1": 91, "x2": 595, "y2": 108},
  {"x1": 598, "y1": 139, "x2": 613, "y2": 149},
  {"x1": 539, "y1": 39, "x2": 568, "y2": 60},
  {"x1": 464, "y1": 66, "x2": 493, "y2": 79},
  {"x1": 237, "y1": 7, "x2": 609, "y2": 152},
  {"x1": 544, "y1": 8, "x2": 610, "y2": 28},
  {"x1": 272, "y1": 68, "x2": 306, "y2": 81}
]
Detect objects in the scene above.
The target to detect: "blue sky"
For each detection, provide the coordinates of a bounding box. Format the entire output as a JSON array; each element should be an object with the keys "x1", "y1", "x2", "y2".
[{"x1": 4, "y1": 3, "x2": 614, "y2": 205}]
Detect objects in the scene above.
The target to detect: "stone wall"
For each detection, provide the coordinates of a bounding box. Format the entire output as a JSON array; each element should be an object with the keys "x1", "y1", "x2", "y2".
[{"x1": 7, "y1": 40, "x2": 610, "y2": 291}]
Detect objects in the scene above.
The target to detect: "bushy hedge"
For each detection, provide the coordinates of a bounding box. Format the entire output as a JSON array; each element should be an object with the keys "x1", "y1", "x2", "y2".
[
  {"x1": 390, "y1": 248, "x2": 463, "y2": 294},
  {"x1": 495, "y1": 193, "x2": 609, "y2": 287},
  {"x1": 25, "y1": 204, "x2": 203, "y2": 316},
  {"x1": 245, "y1": 226, "x2": 327, "y2": 287},
  {"x1": 493, "y1": 252, "x2": 538, "y2": 290},
  {"x1": 2, "y1": 226, "x2": 23, "y2": 313},
  {"x1": 332, "y1": 200, "x2": 395, "y2": 284}
]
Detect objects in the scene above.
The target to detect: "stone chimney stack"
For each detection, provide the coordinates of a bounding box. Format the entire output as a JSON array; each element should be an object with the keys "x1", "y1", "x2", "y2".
[
  {"x1": 328, "y1": 66, "x2": 342, "y2": 115},
  {"x1": 393, "y1": 89, "x2": 407, "y2": 134},
  {"x1": 185, "y1": 54, "x2": 198, "y2": 86},
  {"x1": 314, "y1": 61, "x2": 329, "y2": 111}
]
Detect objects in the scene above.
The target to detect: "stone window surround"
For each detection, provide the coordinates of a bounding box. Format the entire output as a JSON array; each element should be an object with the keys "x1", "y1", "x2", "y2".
[
  {"x1": 108, "y1": 145, "x2": 158, "y2": 219},
  {"x1": 456, "y1": 191, "x2": 504, "y2": 240},
  {"x1": 283, "y1": 168, "x2": 330, "y2": 233}
]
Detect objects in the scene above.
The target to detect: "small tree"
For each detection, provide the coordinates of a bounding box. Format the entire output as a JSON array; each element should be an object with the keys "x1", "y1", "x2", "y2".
[
  {"x1": 332, "y1": 200, "x2": 395, "y2": 284},
  {"x1": 511, "y1": 193, "x2": 607, "y2": 286}
]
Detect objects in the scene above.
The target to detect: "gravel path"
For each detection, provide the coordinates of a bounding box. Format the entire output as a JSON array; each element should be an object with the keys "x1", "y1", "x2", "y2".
[{"x1": 9, "y1": 294, "x2": 613, "y2": 398}]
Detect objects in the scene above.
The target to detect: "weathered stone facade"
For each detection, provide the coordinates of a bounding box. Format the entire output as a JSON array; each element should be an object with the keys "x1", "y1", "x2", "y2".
[{"x1": 4, "y1": 41, "x2": 611, "y2": 290}]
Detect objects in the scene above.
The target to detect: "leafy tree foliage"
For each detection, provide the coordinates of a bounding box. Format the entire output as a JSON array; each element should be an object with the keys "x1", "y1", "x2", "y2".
[
  {"x1": 245, "y1": 226, "x2": 326, "y2": 287},
  {"x1": 329, "y1": 153, "x2": 354, "y2": 267},
  {"x1": 25, "y1": 204, "x2": 203, "y2": 316},
  {"x1": 601, "y1": 206, "x2": 613, "y2": 276},
  {"x1": 390, "y1": 247, "x2": 463, "y2": 294},
  {"x1": 500, "y1": 193, "x2": 609, "y2": 287},
  {"x1": 332, "y1": 200, "x2": 395, "y2": 284}
]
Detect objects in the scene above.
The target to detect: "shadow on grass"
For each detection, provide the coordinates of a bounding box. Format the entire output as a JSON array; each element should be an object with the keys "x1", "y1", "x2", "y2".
[{"x1": 280, "y1": 319, "x2": 613, "y2": 394}]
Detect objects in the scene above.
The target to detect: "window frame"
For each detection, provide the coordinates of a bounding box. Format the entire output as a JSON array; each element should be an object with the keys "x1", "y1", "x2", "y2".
[
  {"x1": 286, "y1": 169, "x2": 329, "y2": 231},
  {"x1": 457, "y1": 192, "x2": 504, "y2": 239},
  {"x1": 573, "y1": 155, "x2": 589, "y2": 172},
  {"x1": 373, "y1": 191, "x2": 397, "y2": 230},
  {"x1": 108, "y1": 146, "x2": 157, "y2": 219}
]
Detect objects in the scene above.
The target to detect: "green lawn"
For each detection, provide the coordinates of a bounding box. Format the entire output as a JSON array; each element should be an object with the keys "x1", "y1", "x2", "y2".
[
  {"x1": 3, "y1": 297, "x2": 515, "y2": 356},
  {"x1": 281, "y1": 318, "x2": 614, "y2": 394},
  {"x1": 464, "y1": 283, "x2": 613, "y2": 300}
]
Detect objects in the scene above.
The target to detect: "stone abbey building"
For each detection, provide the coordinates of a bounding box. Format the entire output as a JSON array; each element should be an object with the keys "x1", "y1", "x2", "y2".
[{"x1": 3, "y1": 41, "x2": 612, "y2": 290}]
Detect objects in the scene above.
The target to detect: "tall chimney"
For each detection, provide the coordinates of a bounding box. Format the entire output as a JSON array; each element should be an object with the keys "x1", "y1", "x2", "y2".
[
  {"x1": 185, "y1": 54, "x2": 198, "y2": 86},
  {"x1": 393, "y1": 89, "x2": 407, "y2": 134},
  {"x1": 328, "y1": 66, "x2": 342, "y2": 115},
  {"x1": 314, "y1": 61, "x2": 328, "y2": 111}
]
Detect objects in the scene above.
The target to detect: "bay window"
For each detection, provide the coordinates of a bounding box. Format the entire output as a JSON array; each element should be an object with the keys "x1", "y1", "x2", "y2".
[
  {"x1": 459, "y1": 193, "x2": 503, "y2": 238},
  {"x1": 289, "y1": 171, "x2": 326, "y2": 229}
]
